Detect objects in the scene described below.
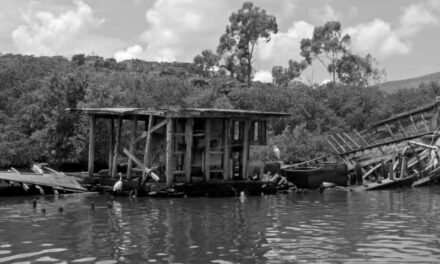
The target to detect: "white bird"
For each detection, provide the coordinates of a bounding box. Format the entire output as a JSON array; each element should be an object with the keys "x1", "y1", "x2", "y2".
[
  {"x1": 35, "y1": 185, "x2": 45, "y2": 195},
  {"x1": 113, "y1": 173, "x2": 123, "y2": 192},
  {"x1": 273, "y1": 145, "x2": 281, "y2": 160}
]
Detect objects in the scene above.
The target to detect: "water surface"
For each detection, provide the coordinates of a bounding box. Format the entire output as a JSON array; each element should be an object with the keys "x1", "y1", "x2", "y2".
[{"x1": 0, "y1": 187, "x2": 440, "y2": 263}]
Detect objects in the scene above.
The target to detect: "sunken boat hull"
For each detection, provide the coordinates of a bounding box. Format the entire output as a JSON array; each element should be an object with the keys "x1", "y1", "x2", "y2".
[{"x1": 283, "y1": 163, "x2": 347, "y2": 189}]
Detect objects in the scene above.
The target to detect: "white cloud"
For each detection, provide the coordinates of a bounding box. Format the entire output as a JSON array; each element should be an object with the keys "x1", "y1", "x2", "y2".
[
  {"x1": 310, "y1": 4, "x2": 339, "y2": 23},
  {"x1": 256, "y1": 21, "x2": 314, "y2": 64},
  {"x1": 398, "y1": 1, "x2": 440, "y2": 37},
  {"x1": 346, "y1": 19, "x2": 410, "y2": 57},
  {"x1": 253, "y1": 70, "x2": 272, "y2": 83},
  {"x1": 114, "y1": 45, "x2": 144, "y2": 61},
  {"x1": 139, "y1": 0, "x2": 229, "y2": 62},
  {"x1": 346, "y1": 0, "x2": 440, "y2": 58},
  {"x1": 12, "y1": 0, "x2": 104, "y2": 55}
]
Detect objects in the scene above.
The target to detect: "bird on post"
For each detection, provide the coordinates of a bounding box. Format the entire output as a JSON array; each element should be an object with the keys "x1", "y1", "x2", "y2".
[
  {"x1": 113, "y1": 173, "x2": 123, "y2": 192},
  {"x1": 273, "y1": 145, "x2": 281, "y2": 160}
]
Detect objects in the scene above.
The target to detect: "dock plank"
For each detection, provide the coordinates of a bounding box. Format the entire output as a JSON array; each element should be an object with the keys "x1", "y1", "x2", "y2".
[{"x1": 0, "y1": 172, "x2": 86, "y2": 192}]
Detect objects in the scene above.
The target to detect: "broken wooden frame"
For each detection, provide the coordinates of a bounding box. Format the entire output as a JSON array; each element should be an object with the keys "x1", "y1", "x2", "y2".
[
  {"x1": 68, "y1": 107, "x2": 288, "y2": 187},
  {"x1": 326, "y1": 97, "x2": 440, "y2": 185}
]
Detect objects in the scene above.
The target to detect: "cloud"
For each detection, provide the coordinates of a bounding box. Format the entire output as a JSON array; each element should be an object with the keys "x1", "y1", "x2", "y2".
[
  {"x1": 114, "y1": 45, "x2": 144, "y2": 61},
  {"x1": 12, "y1": 0, "x2": 105, "y2": 55},
  {"x1": 347, "y1": 6, "x2": 358, "y2": 19},
  {"x1": 309, "y1": 4, "x2": 339, "y2": 23},
  {"x1": 346, "y1": 19, "x2": 410, "y2": 57},
  {"x1": 257, "y1": 21, "x2": 314, "y2": 63},
  {"x1": 398, "y1": 1, "x2": 440, "y2": 37},
  {"x1": 136, "y1": 0, "x2": 298, "y2": 62},
  {"x1": 253, "y1": 70, "x2": 272, "y2": 83},
  {"x1": 347, "y1": 0, "x2": 440, "y2": 58},
  {"x1": 139, "y1": 0, "x2": 230, "y2": 62}
]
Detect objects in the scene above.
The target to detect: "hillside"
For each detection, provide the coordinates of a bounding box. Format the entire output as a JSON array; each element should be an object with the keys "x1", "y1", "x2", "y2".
[{"x1": 379, "y1": 72, "x2": 440, "y2": 93}]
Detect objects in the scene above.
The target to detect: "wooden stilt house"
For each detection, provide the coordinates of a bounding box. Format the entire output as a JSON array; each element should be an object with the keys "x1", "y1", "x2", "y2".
[{"x1": 69, "y1": 108, "x2": 288, "y2": 187}]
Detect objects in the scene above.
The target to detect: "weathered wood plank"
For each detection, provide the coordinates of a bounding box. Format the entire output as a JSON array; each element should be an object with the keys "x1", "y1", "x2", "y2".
[
  {"x1": 88, "y1": 115, "x2": 96, "y2": 177},
  {"x1": 242, "y1": 120, "x2": 250, "y2": 179},
  {"x1": 409, "y1": 115, "x2": 419, "y2": 133},
  {"x1": 343, "y1": 132, "x2": 361, "y2": 149},
  {"x1": 329, "y1": 135, "x2": 347, "y2": 152},
  {"x1": 223, "y1": 119, "x2": 230, "y2": 180},
  {"x1": 108, "y1": 118, "x2": 114, "y2": 175},
  {"x1": 112, "y1": 117, "x2": 123, "y2": 178},
  {"x1": 0, "y1": 172, "x2": 86, "y2": 192},
  {"x1": 337, "y1": 133, "x2": 353, "y2": 151},
  {"x1": 354, "y1": 129, "x2": 369, "y2": 146},
  {"x1": 421, "y1": 113, "x2": 430, "y2": 132},
  {"x1": 205, "y1": 119, "x2": 211, "y2": 181},
  {"x1": 326, "y1": 136, "x2": 340, "y2": 154},
  {"x1": 127, "y1": 117, "x2": 138, "y2": 180},
  {"x1": 142, "y1": 115, "x2": 154, "y2": 181},
  {"x1": 185, "y1": 118, "x2": 194, "y2": 183},
  {"x1": 165, "y1": 118, "x2": 173, "y2": 185}
]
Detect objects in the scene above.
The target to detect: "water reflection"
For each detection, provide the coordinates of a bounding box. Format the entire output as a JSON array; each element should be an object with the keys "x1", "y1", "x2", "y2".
[{"x1": 0, "y1": 188, "x2": 439, "y2": 263}]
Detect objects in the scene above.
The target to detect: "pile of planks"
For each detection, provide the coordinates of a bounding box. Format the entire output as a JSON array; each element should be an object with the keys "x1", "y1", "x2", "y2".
[{"x1": 326, "y1": 97, "x2": 440, "y2": 189}]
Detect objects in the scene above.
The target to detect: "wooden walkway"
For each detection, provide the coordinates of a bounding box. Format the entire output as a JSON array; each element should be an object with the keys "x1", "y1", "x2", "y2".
[{"x1": 0, "y1": 171, "x2": 86, "y2": 192}]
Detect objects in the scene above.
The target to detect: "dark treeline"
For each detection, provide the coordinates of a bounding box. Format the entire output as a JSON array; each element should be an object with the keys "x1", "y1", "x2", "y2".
[{"x1": 0, "y1": 53, "x2": 439, "y2": 168}]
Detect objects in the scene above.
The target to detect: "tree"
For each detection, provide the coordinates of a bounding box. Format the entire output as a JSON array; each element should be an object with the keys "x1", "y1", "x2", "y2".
[
  {"x1": 300, "y1": 21, "x2": 350, "y2": 83},
  {"x1": 193, "y1": 49, "x2": 219, "y2": 77},
  {"x1": 272, "y1": 60, "x2": 307, "y2": 87},
  {"x1": 217, "y1": 2, "x2": 278, "y2": 86},
  {"x1": 336, "y1": 53, "x2": 386, "y2": 86}
]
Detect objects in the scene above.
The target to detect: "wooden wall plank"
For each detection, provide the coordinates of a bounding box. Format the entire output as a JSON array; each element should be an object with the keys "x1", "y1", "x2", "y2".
[
  {"x1": 165, "y1": 118, "x2": 173, "y2": 185},
  {"x1": 88, "y1": 115, "x2": 96, "y2": 177}
]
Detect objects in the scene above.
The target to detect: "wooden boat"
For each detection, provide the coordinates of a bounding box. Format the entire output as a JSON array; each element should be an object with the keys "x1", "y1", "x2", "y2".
[
  {"x1": 357, "y1": 175, "x2": 416, "y2": 191},
  {"x1": 283, "y1": 163, "x2": 347, "y2": 189}
]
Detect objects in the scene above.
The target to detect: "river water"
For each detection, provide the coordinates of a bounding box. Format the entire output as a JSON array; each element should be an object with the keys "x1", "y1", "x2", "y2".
[{"x1": 0, "y1": 187, "x2": 440, "y2": 264}]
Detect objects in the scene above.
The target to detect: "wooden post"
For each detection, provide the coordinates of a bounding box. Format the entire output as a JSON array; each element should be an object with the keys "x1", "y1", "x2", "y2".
[
  {"x1": 204, "y1": 119, "x2": 211, "y2": 181},
  {"x1": 108, "y1": 118, "x2": 114, "y2": 175},
  {"x1": 421, "y1": 113, "x2": 430, "y2": 132},
  {"x1": 385, "y1": 124, "x2": 395, "y2": 138},
  {"x1": 127, "y1": 116, "x2": 138, "y2": 180},
  {"x1": 88, "y1": 115, "x2": 96, "y2": 177},
  {"x1": 142, "y1": 115, "x2": 154, "y2": 181},
  {"x1": 398, "y1": 120, "x2": 407, "y2": 138},
  {"x1": 112, "y1": 117, "x2": 123, "y2": 178},
  {"x1": 400, "y1": 155, "x2": 408, "y2": 178},
  {"x1": 223, "y1": 119, "x2": 230, "y2": 180},
  {"x1": 165, "y1": 118, "x2": 173, "y2": 186},
  {"x1": 242, "y1": 120, "x2": 250, "y2": 180},
  {"x1": 409, "y1": 115, "x2": 419, "y2": 133},
  {"x1": 185, "y1": 118, "x2": 194, "y2": 183}
]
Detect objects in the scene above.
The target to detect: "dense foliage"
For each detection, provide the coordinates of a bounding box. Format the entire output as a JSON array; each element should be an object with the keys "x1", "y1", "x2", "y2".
[{"x1": 0, "y1": 53, "x2": 438, "y2": 167}]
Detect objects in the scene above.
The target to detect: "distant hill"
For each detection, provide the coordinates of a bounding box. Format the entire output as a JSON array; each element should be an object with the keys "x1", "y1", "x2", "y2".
[{"x1": 379, "y1": 72, "x2": 440, "y2": 93}]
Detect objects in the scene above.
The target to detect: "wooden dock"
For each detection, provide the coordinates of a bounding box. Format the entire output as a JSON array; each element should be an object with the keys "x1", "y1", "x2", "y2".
[{"x1": 0, "y1": 171, "x2": 87, "y2": 194}]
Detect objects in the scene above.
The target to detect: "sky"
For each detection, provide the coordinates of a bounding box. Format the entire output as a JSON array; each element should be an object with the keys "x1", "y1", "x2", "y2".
[{"x1": 0, "y1": 0, "x2": 439, "y2": 83}]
